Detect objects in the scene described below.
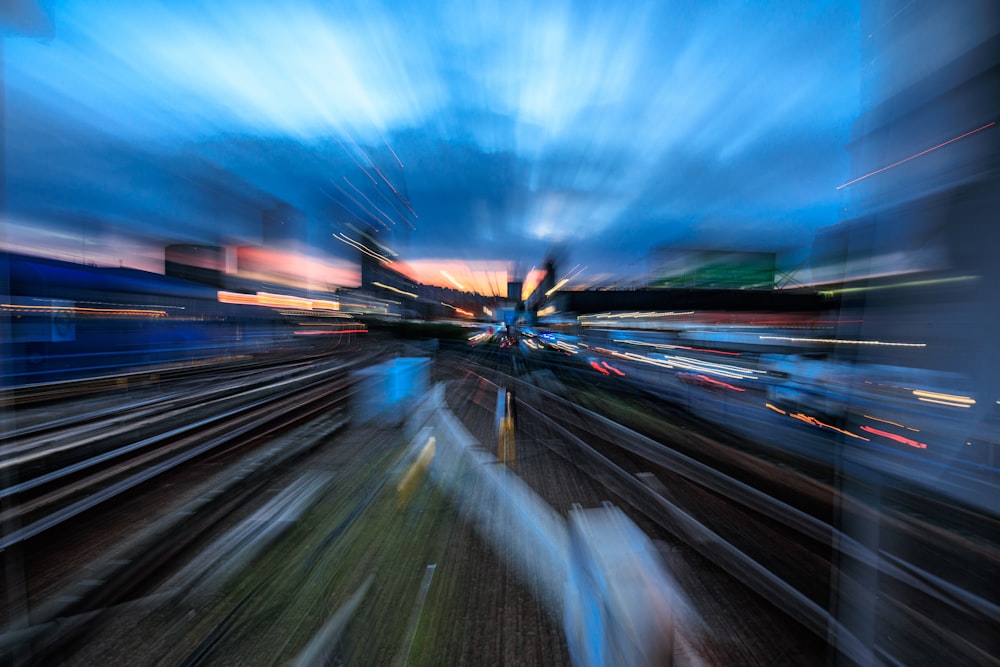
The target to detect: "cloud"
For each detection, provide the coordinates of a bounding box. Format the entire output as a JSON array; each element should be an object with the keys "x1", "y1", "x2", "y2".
[{"x1": 3, "y1": 0, "x2": 861, "y2": 290}]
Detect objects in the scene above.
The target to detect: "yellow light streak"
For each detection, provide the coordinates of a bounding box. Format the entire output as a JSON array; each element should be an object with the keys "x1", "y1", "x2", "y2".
[
  {"x1": 2, "y1": 303, "x2": 166, "y2": 317},
  {"x1": 863, "y1": 415, "x2": 920, "y2": 432},
  {"x1": 912, "y1": 389, "x2": 975, "y2": 404},
  {"x1": 759, "y1": 335, "x2": 926, "y2": 347},
  {"x1": 373, "y1": 282, "x2": 417, "y2": 298},
  {"x1": 818, "y1": 275, "x2": 978, "y2": 297},
  {"x1": 916, "y1": 397, "x2": 973, "y2": 408},
  {"x1": 545, "y1": 277, "x2": 569, "y2": 297}
]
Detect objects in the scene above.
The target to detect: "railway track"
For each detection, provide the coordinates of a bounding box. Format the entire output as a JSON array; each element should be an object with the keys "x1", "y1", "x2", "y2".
[
  {"x1": 3, "y1": 345, "x2": 995, "y2": 665},
  {"x1": 441, "y1": 372, "x2": 828, "y2": 664},
  {"x1": 0, "y1": 349, "x2": 388, "y2": 658},
  {"x1": 3, "y1": 410, "x2": 355, "y2": 666},
  {"x1": 0, "y1": 354, "x2": 378, "y2": 556},
  {"x1": 437, "y1": 353, "x2": 999, "y2": 665}
]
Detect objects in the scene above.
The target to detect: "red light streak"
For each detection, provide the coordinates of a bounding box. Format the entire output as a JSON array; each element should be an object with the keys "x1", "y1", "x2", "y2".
[
  {"x1": 601, "y1": 361, "x2": 626, "y2": 376},
  {"x1": 293, "y1": 329, "x2": 368, "y2": 335},
  {"x1": 836, "y1": 121, "x2": 996, "y2": 190},
  {"x1": 590, "y1": 361, "x2": 611, "y2": 375},
  {"x1": 679, "y1": 345, "x2": 741, "y2": 356},
  {"x1": 705, "y1": 375, "x2": 744, "y2": 391},
  {"x1": 860, "y1": 426, "x2": 927, "y2": 449},
  {"x1": 685, "y1": 373, "x2": 746, "y2": 391}
]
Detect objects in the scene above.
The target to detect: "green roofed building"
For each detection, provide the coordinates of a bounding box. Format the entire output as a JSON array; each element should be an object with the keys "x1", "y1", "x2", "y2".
[{"x1": 647, "y1": 249, "x2": 776, "y2": 290}]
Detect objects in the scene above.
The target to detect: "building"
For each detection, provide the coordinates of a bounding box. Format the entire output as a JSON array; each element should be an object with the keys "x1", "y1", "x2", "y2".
[
  {"x1": 823, "y1": 4, "x2": 998, "y2": 664},
  {"x1": 647, "y1": 248, "x2": 776, "y2": 290}
]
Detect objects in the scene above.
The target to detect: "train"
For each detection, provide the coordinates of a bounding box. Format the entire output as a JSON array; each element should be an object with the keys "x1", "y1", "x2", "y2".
[{"x1": 1, "y1": 251, "x2": 361, "y2": 385}]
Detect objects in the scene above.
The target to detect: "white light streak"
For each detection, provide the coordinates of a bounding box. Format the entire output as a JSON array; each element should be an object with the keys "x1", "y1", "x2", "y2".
[
  {"x1": 334, "y1": 233, "x2": 392, "y2": 264},
  {"x1": 440, "y1": 270, "x2": 465, "y2": 290}
]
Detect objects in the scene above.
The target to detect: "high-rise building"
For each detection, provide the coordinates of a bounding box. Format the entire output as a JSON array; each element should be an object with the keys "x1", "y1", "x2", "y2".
[
  {"x1": 506, "y1": 281, "x2": 523, "y2": 302},
  {"x1": 164, "y1": 244, "x2": 225, "y2": 286}
]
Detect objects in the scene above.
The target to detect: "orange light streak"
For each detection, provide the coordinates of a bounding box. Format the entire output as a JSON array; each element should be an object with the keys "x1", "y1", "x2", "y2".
[
  {"x1": 789, "y1": 412, "x2": 869, "y2": 440},
  {"x1": 1, "y1": 303, "x2": 166, "y2": 317}
]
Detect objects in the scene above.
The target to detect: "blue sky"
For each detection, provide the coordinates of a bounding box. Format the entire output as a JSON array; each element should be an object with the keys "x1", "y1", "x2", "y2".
[{"x1": 2, "y1": 0, "x2": 860, "y2": 287}]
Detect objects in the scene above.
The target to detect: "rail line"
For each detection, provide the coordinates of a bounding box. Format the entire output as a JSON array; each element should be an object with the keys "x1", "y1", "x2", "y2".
[
  {"x1": 1, "y1": 357, "x2": 369, "y2": 553},
  {"x1": 440, "y1": 360, "x2": 999, "y2": 665}
]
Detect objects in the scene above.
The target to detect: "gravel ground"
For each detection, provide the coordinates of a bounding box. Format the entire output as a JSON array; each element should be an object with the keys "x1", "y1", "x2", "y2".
[{"x1": 29, "y1": 403, "x2": 571, "y2": 666}]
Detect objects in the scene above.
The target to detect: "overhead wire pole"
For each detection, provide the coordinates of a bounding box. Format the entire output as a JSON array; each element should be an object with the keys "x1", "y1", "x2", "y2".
[{"x1": 775, "y1": 259, "x2": 808, "y2": 289}]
